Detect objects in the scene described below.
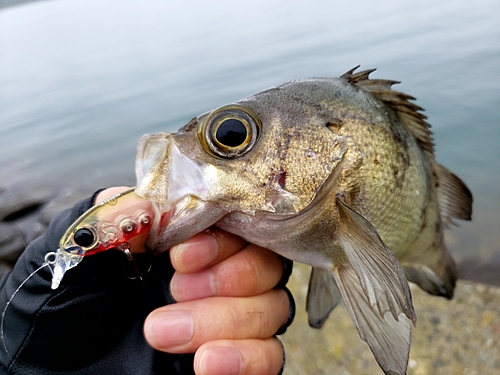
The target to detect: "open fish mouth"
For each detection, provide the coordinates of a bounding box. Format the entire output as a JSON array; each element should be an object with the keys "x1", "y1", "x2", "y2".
[{"x1": 135, "y1": 133, "x2": 208, "y2": 206}]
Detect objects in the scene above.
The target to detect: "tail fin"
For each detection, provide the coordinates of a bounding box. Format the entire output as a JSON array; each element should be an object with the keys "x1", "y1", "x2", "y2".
[
  {"x1": 403, "y1": 163, "x2": 471, "y2": 299},
  {"x1": 434, "y1": 163, "x2": 472, "y2": 226}
]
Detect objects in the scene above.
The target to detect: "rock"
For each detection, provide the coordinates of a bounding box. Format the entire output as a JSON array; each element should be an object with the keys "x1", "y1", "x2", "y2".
[
  {"x1": 458, "y1": 252, "x2": 500, "y2": 286},
  {"x1": 0, "y1": 185, "x2": 53, "y2": 222},
  {"x1": 39, "y1": 187, "x2": 94, "y2": 226},
  {"x1": 281, "y1": 263, "x2": 500, "y2": 375},
  {"x1": 0, "y1": 222, "x2": 26, "y2": 263},
  {"x1": 0, "y1": 185, "x2": 55, "y2": 264},
  {"x1": 0, "y1": 185, "x2": 94, "y2": 266}
]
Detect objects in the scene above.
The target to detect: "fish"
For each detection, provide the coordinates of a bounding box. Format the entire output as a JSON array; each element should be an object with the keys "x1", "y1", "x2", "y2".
[
  {"x1": 133, "y1": 67, "x2": 473, "y2": 375},
  {"x1": 55, "y1": 67, "x2": 472, "y2": 375}
]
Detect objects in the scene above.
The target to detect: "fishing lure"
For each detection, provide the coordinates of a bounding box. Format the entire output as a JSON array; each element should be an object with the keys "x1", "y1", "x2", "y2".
[
  {"x1": 51, "y1": 187, "x2": 154, "y2": 289},
  {"x1": 1, "y1": 188, "x2": 155, "y2": 358}
]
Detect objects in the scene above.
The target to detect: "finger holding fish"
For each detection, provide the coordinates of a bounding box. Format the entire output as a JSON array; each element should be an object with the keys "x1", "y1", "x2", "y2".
[
  {"x1": 170, "y1": 228, "x2": 248, "y2": 274},
  {"x1": 143, "y1": 289, "x2": 290, "y2": 354},
  {"x1": 170, "y1": 238, "x2": 284, "y2": 301},
  {"x1": 62, "y1": 187, "x2": 291, "y2": 375},
  {"x1": 194, "y1": 338, "x2": 284, "y2": 375}
]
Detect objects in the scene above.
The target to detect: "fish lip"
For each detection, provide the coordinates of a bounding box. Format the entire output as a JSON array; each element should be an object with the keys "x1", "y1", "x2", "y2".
[
  {"x1": 135, "y1": 132, "x2": 172, "y2": 202},
  {"x1": 135, "y1": 133, "x2": 207, "y2": 205}
]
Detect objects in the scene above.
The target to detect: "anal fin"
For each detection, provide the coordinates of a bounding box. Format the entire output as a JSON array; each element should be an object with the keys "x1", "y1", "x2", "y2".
[
  {"x1": 403, "y1": 242, "x2": 457, "y2": 299},
  {"x1": 306, "y1": 267, "x2": 342, "y2": 329}
]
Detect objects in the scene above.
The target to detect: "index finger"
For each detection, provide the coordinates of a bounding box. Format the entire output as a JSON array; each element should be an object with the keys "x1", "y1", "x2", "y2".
[{"x1": 170, "y1": 228, "x2": 247, "y2": 273}]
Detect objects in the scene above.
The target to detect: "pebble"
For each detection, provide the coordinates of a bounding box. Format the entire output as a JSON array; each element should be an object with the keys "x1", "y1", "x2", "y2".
[{"x1": 282, "y1": 263, "x2": 500, "y2": 375}]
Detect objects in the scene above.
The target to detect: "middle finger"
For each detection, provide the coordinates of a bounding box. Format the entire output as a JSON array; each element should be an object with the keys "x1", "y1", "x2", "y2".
[{"x1": 170, "y1": 227, "x2": 247, "y2": 273}]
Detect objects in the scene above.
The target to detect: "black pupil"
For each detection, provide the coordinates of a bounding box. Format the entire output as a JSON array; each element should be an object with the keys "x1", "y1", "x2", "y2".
[
  {"x1": 215, "y1": 119, "x2": 248, "y2": 147},
  {"x1": 74, "y1": 228, "x2": 95, "y2": 247}
]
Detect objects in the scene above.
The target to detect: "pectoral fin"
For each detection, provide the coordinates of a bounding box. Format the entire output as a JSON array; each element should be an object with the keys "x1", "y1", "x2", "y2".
[
  {"x1": 306, "y1": 267, "x2": 342, "y2": 329},
  {"x1": 334, "y1": 198, "x2": 416, "y2": 375},
  {"x1": 334, "y1": 264, "x2": 412, "y2": 375}
]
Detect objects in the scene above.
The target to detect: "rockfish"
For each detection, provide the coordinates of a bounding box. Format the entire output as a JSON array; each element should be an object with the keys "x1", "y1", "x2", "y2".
[{"x1": 132, "y1": 67, "x2": 472, "y2": 375}]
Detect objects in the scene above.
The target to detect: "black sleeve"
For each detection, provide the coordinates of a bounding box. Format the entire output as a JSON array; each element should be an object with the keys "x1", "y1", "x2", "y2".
[{"x1": 0, "y1": 194, "x2": 195, "y2": 375}]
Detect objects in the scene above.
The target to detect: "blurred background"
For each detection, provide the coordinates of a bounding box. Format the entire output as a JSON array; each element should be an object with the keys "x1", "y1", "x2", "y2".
[
  {"x1": 1, "y1": 0, "x2": 498, "y2": 271},
  {"x1": 0, "y1": 0, "x2": 499, "y2": 373}
]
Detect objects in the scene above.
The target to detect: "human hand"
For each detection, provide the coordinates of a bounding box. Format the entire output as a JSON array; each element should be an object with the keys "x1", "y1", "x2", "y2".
[
  {"x1": 95, "y1": 187, "x2": 294, "y2": 375},
  {"x1": 144, "y1": 228, "x2": 294, "y2": 375}
]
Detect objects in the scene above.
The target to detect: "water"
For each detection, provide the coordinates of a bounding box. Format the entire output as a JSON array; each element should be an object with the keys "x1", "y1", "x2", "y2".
[{"x1": 1, "y1": 0, "x2": 499, "y2": 263}]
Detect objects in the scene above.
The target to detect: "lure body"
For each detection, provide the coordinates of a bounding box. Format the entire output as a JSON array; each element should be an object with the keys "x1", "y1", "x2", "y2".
[{"x1": 51, "y1": 188, "x2": 154, "y2": 289}]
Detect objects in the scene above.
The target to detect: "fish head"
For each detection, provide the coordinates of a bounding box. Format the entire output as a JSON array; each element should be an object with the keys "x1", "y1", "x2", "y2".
[
  {"x1": 135, "y1": 85, "x2": 347, "y2": 249},
  {"x1": 136, "y1": 92, "x2": 346, "y2": 215}
]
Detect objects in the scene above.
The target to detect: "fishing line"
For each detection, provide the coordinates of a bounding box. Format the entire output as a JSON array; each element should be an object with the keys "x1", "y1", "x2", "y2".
[{"x1": 0, "y1": 251, "x2": 56, "y2": 361}]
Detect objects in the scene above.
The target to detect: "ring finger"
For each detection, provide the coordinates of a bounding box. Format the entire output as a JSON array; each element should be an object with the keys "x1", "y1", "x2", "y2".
[{"x1": 144, "y1": 289, "x2": 290, "y2": 353}]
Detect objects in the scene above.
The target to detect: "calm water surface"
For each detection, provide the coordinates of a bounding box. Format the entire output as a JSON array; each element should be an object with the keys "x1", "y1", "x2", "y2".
[{"x1": 1, "y1": 0, "x2": 499, "y2": 262}]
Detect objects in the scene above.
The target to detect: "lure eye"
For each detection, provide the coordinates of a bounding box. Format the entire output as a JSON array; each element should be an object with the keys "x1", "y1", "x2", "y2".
[
  {"x1": 73, "y1": 227, "x2": 96, "y2": 248},
  {"x1": 199, "y1": 104, "x2": 261, "y2": 158}
]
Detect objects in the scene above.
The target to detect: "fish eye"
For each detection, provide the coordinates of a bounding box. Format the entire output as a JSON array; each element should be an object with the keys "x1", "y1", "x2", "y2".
[
  {"x1": 73, "y1": 227, "x2": 97, "y2": 248},
  {"x1": 200, "y1": 104, "x2": 261, "y2": 158},
  {"x1": 215, "y1": 119, "x2": 248, "y2": 147}
]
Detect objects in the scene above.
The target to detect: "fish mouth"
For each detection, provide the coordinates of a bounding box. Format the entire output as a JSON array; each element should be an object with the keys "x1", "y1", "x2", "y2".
[
  {"x1": 135, "y1": 133, "x2": 207, "y2": 205},
  {"x1": 135, "y1": 133, "x2": 228, "y2": 251}
]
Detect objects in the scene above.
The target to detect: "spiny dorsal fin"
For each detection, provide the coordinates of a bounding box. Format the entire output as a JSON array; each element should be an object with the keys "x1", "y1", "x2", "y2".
[{"x1": 341, "y1": 66, "x2": 435, "y2": 155}]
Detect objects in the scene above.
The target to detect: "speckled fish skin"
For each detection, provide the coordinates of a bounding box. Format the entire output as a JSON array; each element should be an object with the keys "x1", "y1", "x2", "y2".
[{"x1": 135, "y1": 67, "x2": 472, "y2": 375}]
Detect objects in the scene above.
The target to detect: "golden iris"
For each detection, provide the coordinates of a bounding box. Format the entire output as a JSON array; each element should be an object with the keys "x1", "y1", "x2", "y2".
[{"x1": 199, "y1": 104, "x2": 261, "y2": 158}]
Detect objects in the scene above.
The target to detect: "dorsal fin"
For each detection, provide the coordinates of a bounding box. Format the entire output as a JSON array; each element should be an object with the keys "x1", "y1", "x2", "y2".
[{"x1": 341, "y1": 66, "x2": 435, "y2": 155}]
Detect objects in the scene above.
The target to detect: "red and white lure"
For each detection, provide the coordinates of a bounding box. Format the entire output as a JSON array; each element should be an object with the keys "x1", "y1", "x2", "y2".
[
  {"x1": 1, "y1": 188, "x2": 156, "y2": 359},
  {"x1": 51, "y1": 187, "x2": 154, "y2": 289}
]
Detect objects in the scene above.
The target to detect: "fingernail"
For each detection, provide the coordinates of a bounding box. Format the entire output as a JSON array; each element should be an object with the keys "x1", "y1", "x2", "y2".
[
  {"x1": 171, "y1": 270, "x2": 215, "y2": 301},
  {"x1": 145, "y1": 310, "x2": 193, "y2": 350},
  {"x1": 172, "y1": 235, "x2": 218, "y2": 272},
  {"x1": 198, "y1": 346, "x2": 242, "y2": 375}
]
